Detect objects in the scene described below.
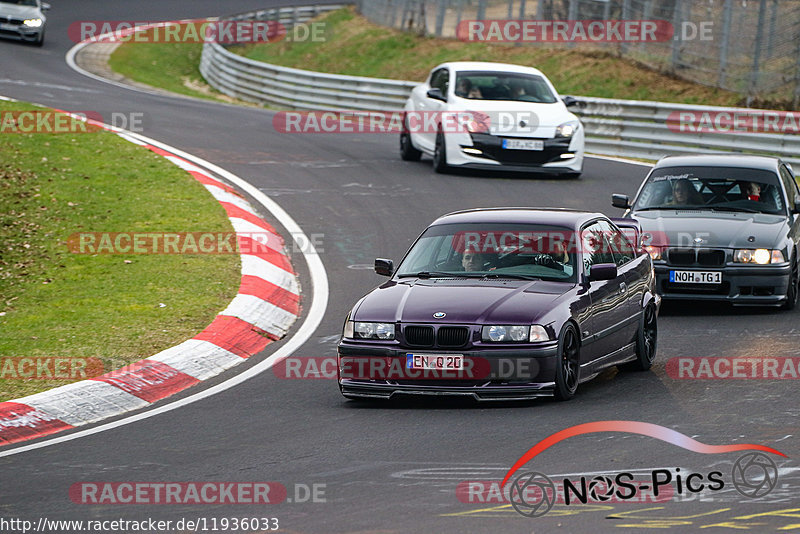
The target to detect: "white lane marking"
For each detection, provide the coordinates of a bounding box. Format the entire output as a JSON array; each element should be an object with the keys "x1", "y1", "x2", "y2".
[
  {"x1": 0, "y1": 78, "x2": 100, "y2": 93},
  {"x1": 0, "y1": 128, "x2": 329, "y2": 458},
  {"x1": 586, "y1": 154, "x2": 654, "y2": 167}
]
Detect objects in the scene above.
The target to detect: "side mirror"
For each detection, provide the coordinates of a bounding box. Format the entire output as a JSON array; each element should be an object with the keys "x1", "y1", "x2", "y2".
[
  {"x1": 562, "y1": 95, "x2": 579, "y2": 108},
  {"x1": 41, "y1": 2, "x2": 50, "y2": 10},
  {"x1": 589, "y1": 263, "x2": 618, "y2": 282},
  {"x1": 612, "y1": 193, "x2": 631, "y2": 209},
  {"x1": 374, "y1": 258, "x2": 394, "y2": 277},
  {"x1": 426, "y1": 88, "x2": 446, "y2": 102}
]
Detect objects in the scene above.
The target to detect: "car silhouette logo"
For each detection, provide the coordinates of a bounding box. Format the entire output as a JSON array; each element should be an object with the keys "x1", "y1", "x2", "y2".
[{"x1": 433, "y1": 312, "x2": 446, "y2": 319}]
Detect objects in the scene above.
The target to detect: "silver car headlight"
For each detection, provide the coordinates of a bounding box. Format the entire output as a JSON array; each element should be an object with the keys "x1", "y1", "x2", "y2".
[
  {"x1": 343, "y1": 321, "x2": 395, "y2": 340},
  {"x1": 555, "y1": 120, "x2": 579, "y2": 138},
  {"x1": 24, "y1": 18, "x2": 43, "y2": 27},
  {"x1": 733, "y1": 249, "x2": 784, "y2": 264},
  {"x1": 482, "y1": 325, "x2": 550, "y2": 342}
]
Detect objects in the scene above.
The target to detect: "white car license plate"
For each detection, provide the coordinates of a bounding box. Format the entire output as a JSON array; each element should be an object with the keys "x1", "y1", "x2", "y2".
[
  {"x1": 502, "y1": 139, "x2": 543, "y2": 151},
  {"x1": 406, "y1": 353, "x2": 464, "y2": 370},
  {"x1": 669, "y1": 270, "x2": 722, "y2": 284}
]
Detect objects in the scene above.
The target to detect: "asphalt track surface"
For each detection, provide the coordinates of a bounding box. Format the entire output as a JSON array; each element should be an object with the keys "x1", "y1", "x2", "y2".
[{"x1": 1, "y1": 2, "x2": 798, "y2": 532}]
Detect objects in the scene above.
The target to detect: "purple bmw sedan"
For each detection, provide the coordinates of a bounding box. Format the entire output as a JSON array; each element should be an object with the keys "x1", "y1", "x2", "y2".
[{"x1": 337, "y1": 208, "x2": 660, "y2": 401}]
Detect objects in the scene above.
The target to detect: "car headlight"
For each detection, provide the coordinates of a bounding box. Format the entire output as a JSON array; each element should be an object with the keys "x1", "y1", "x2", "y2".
[
  {"x1": 23, "y1": 18, "x2": 43, "y2": 27},
  {"x1": 733, "y1": 249, "x2": 784, "y2": 264},
  {"x1": 644, "y1": 245, "x2": 662, "y2": 261},
  {"x1": 343, "y1": 321, "x2": 395, "y2": 340},
  {"x1": 555, "y1": 121, "x2": 579, "y2": 138},
  {"x1": 481, "y1": 325, "x2": 550, "y2": 342}
]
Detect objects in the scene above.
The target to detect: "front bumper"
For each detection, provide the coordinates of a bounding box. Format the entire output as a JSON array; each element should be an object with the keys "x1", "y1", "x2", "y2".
[
  {"x1": 0, "y1": 22, "x2": 43, "y2": 42},
  {"x1": 337, "y1": 342, "x2": 559, "y2": 401},
  {"x1": 654, "y1": 263, "x2": 792, "y2": 306},
  {"x1": 444, "y1": 130, "x2": 584, "y2": 173}
]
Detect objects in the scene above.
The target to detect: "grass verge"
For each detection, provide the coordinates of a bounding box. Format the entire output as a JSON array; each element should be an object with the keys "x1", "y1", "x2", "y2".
[
  {"x1": 108, "y1": 31, "x2": 236, "y2": 103},
  {"x1": 0, "y1": 100, "x2": 240, "y2": 401}
]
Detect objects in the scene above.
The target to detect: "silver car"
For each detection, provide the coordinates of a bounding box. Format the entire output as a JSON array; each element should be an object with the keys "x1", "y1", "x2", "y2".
[{"x1": 0, "y1": 0, "x2": 49, "y2": 46}]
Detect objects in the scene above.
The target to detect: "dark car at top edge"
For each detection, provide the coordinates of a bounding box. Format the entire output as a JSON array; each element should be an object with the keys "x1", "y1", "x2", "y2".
[
  {"x1": 336, "y1": 208, "x2": 661, "y2": 402},
  {"x1": 612, "y1": 154, "x2": 800, "y2": 309}
]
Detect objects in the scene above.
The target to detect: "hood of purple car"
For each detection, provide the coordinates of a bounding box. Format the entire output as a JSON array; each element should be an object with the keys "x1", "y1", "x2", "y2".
[{"x1": 353, "y1": 278, "x2": 572, "y2": 325}]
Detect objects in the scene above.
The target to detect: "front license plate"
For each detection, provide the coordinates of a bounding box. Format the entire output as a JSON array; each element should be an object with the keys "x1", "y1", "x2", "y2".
[
  {"x1": 502, "y1": 139, "x2": 543, "y2": 151},
  {"x1": 669, "y1": 270, "x2": 722, "y2": 284},
  {"x1": 406, "y1": 353, "x2": 464, "y2": 370}
]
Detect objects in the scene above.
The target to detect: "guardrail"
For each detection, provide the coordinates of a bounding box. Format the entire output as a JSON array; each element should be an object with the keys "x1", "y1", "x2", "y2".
[{"x1": 200, "y1": 4, "x2": 800, "y2": 167}]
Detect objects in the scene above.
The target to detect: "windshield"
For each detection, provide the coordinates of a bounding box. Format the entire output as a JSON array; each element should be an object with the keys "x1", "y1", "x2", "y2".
[
  {"x1": 633, "y1": 166, "x2": 785, "y2": 215},
  {"x1": 454, "y1": 71, "x2": 557, "y2": 103},
  {"x1": 396, "y1": 223, "x2": 577, "y2": 283},
  {"x1": 0, "y1": 0, "x2": 38, "y2": 6}
]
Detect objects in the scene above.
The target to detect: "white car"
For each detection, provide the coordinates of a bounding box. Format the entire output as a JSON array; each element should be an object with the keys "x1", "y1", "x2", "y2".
[
  {"x1": 400, "y1": 61, "x2": 584, "y2": 178},
  {"x1": 0, "y1": 0, "x2": 48, "y2": 46}
]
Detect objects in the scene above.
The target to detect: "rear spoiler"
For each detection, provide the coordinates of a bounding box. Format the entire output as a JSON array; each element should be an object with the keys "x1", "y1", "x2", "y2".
[{"x1": 610, "y1": 218, "x2": 644, "y2": 252}]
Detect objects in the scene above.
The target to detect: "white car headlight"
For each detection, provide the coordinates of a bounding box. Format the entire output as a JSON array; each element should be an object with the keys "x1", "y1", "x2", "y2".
[
  {"x1": 482, "y1": 325, "x2": 550, "y2": 342},
  {"x1": 24, "y1": 18, "x2": 43, "y2": 27},
  {"x1": 555, "y1": 121, "x2": 579, "y2": 138},
  {"x1": 733, "y1": 249, "x2": 784, "y2": 264},
  {"x1": 344, "y1": 321, "x2": 395, "y2": 340}
]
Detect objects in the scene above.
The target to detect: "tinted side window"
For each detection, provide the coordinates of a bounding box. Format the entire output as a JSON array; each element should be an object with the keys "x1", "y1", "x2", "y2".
[
  {"x1": 581, "y1": 222, "x2": 615, "y2": 278},
  {"x1": 597, "y1": 220, "x2": 635, "y2": 265},
  {"x1": 780, "y1": 166, "x2": 799, "y2": 210},
  {"x1": 430, "y1": 69, "x2": 449, "y2": 94}
]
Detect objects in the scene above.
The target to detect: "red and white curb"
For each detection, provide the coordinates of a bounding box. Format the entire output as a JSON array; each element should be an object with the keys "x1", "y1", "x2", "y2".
[{"x1": 0, "y1": 108, "x2": 301, "y2": 446}]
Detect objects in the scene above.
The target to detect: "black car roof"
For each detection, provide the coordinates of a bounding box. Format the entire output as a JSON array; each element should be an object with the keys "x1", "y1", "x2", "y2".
[
  {"x1": 431, "y1": 208, "x2": 604, "y2": 228},
  {"x1": 654, "y1": 154, "x2": 782, "y2": 172}
]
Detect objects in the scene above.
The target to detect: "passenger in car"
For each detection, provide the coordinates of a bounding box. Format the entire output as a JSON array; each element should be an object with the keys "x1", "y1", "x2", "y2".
[{"x1": 669, "y1": 178, "x2": 703, "y2": 205}]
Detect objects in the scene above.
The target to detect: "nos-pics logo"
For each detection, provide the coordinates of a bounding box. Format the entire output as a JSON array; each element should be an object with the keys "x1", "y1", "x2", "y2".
[{"x1": 501, "y1": 421, "x2": 785, "y2": 518}]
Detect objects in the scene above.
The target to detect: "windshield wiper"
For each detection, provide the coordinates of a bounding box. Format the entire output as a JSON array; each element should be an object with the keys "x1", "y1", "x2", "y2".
[
  {"x1": 481, "y1": 272, "x2": 541, "y2": 280},
  {"x1": 710, "y1": 206, "x2": 760, "y2": 213},
  {"x1": 396, "y1": 271, "x2": 458, "y2": 279}
]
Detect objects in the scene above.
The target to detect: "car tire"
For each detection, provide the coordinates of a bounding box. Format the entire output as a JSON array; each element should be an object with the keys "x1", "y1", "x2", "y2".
[
  {"x1": 433, "y1": 130, "x2": 449, "y2": 174},
  {"x1": 621, "y1": 303, "x2": 658, "y2": 371},
  {"x1": 34, "y1": 30, "x2": 45, "y2": 47},
  {"x1": 782, "y1": 259, "x2": 799, "y2": 311},
  {"x1": 400, "y1": 131, "x2": 422, "y2": 161},
  {"x1": 553, "y1": 323, "x2": 580, "y2": 401}
]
